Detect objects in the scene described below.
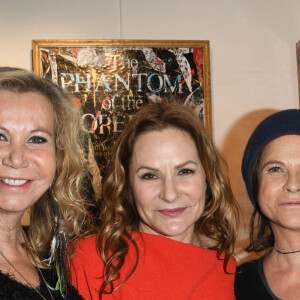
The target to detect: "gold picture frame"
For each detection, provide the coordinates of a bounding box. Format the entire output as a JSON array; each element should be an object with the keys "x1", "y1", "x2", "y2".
[{"x1": 32, "y1": 39, "x2": 212, "y2": 182}]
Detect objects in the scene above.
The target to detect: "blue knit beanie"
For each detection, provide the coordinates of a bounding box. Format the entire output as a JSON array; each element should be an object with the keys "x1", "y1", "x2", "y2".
[{"x1": 242, "y1": 109, "x2": 300, "y2": 207}]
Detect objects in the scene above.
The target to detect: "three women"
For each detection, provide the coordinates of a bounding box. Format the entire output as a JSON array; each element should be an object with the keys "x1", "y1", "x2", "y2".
[{"x1": 4, "y1": 66, "x2": 294, "y2": 300}]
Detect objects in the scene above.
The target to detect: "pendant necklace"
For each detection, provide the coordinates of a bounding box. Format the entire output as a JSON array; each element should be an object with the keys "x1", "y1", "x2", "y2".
[{"x1": 0, "y1": 231, "x2": 55, "y2": 300}]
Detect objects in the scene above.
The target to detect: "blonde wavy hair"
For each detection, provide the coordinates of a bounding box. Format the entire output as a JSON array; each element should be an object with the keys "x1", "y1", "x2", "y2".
[
  {"x1": 98, "y1": 101, "x2": 239, "y2": 296},
  {"x1": 0, "y1": 68, "x2": 92, "y2": 267}
]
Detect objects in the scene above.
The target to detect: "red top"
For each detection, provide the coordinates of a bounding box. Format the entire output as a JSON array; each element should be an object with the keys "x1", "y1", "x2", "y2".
[{"x1": 70, "y1": 233, "x2": 236, "y2": 300}]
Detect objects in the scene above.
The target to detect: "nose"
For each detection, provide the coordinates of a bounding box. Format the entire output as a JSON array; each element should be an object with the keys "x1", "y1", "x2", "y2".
[
  {"x1": 284, "y1": 171, "x2": 300, "y2": 193},
  {"x1": 159, "y1": 177, "x2": 179, "y2": 202},
  {"x1": 2, "y1": 142, "x2": 29, "y2": 169}
]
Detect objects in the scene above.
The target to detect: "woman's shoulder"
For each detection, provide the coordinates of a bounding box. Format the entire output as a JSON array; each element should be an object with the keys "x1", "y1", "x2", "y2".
[
  {"x1": 0, "y1": 268, "x2": 68, "y2": 300},
  {"x1": 135, "y1": 232, "x2": 236, "y2": 273},
  {"x1": 234, "y1": 256, "x2": 272, "y2": 300},
  {"x1": 41, "y1": 269, "x2": 83, "y2": 299},
  {"x1": 71, "y1": 234, "x2": 99, "y2": 264},
  {"x1": 135, "y1": 233, "x2": 236, "y2": 298},
  {"x1": 139, "y1": 232, "x2": 234, "y2": 256},
  {"x1": 236, "y1": 255, "x2": 265, "y2": 278},
  {"x1": 73, "y1": 234, "x2": 97, "y2": 251}
]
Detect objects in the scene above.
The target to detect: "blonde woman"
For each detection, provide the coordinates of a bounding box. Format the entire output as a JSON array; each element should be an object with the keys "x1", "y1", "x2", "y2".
[{"x1": 0, "y1": 68, "x2": 91, "y2": 299}]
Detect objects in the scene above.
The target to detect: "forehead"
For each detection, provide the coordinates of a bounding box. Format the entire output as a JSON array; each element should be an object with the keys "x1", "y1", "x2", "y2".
[
  {"x1": 135, "y1": 127, "x2": 195, "y2": 144},
  {"x1": 0, "y1": 89, "x2": 51, "y2": 104},
  {"x1": 132, "y1": 128, "x2": 198, "y2": 161},
  {"x1": 0, "y1": 90, "x2": 54, "y2": 127},
  {"x1": 262, "y1": 134, "x2": 300, "y2": 159}
]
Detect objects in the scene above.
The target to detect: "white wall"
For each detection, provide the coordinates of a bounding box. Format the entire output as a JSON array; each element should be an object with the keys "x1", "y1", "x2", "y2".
[{"x1": 1, "y1": 0, "x2": 300, "y2": 262}]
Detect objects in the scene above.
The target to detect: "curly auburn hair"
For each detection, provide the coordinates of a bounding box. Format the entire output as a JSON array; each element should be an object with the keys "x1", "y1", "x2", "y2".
[
  {"x1": 0, "y1": 68, "x2": 92, "y2": 266},
  {"x1": 97, "y1": 101, "x2": 239, "y2": 296}
]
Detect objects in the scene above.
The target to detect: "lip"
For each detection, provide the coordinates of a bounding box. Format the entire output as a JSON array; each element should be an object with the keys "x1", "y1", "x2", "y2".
[
  {"x1": 157, "y1": 207, "x2": 187, "y2": 217},
  {"x1": 279, "y1": 201, "x2": 300, "y2": 206},
  {"x1": 0, "y1": 177, "x2": 32, "y2": 190}
]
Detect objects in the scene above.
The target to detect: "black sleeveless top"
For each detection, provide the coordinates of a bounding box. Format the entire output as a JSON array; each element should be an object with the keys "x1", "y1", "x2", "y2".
[
  {"x1": 234, "y1": 255, "x2": 281, "y2": 300},
  {"x1": 0, "y1": 267, "x2": 83, "y2": 300}
]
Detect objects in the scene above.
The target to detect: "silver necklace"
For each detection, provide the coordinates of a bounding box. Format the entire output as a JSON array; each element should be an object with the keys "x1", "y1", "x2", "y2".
[{"x1": 0, "y1": 233, "x2": 54, "y2": 300}]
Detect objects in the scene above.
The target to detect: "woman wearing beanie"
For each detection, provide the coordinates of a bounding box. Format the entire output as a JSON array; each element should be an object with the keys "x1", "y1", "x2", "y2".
[{"x1": 235, "y1": 109, "x2": 300, "y2": 300}]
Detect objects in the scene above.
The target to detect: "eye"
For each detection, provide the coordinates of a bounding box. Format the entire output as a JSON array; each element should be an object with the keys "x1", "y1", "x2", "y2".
[
  {"x1": 0, "y1": 133, "x2": 8, "y2": 141},
  {"x1": 264, "y1": 165, "x2": 286, "y2": 177},
  {"x1": 140, "y1": 173, "x2": 157, "y2": 180},
  {"x1": 178, "y1": 168, "x2": 196, "y2": 175},
  {"x1": 28, "y1": 136, "x2": 48, "y2": 144},
  {"x1": 267, "y1": 166, "x2": 282, "y2": 173}
]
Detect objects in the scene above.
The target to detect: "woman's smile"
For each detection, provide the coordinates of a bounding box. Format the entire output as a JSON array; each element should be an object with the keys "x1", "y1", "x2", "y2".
[
  {"x1": 0, "y1": 177, "x2": 28, "y2": 186},
  {"x1": 0, "y1": 177, "x2": 32, "y2": 190},
  {"x1": 0, "y1": 91, "x2": 56, "y2": 214},
  {"x1": 130, "y1": 128, "x2": 207, "y2": 244},
  {"x1": 157, "y1": 207, "x2": 187, "y2": 217}
]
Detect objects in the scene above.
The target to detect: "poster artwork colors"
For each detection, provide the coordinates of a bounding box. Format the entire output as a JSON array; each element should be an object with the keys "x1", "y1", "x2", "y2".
[{"x1": 32, "y1": 40, "x2": 212, "y2": 194}]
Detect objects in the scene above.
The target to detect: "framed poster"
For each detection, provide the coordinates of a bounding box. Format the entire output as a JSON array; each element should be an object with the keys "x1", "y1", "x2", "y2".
[{"x1": 32, "y1": 39, "x2": 212, "y2": 202}]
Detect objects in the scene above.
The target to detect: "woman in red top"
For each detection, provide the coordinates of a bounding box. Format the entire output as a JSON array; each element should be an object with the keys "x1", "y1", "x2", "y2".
[{"x1": 71, "y1": 102, "x2": 238, "y2": 299}]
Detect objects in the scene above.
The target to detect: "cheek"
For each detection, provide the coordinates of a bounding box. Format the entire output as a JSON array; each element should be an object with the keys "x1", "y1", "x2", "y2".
[
  {"x1": 183, "y1": 177, "x2": 206, "y2": 198},
  {"x1": 131, "y1": 179, "x2": 146, "y2": 208},
  {"x1": 258, "y1": 177, "x2": 276, "y2": 201},
  {"x1": 38, "y1": 150, "x2": 56, "y2": 180},
  {"x1": 133, "y1": 185, "x2": 152, "y2": 208},
  {"x1": 258, "y1": 180, "x2": 278, "y2": 214},
  {"x1": 48, "y1": 162, "x2": 56, "y2": 181}
]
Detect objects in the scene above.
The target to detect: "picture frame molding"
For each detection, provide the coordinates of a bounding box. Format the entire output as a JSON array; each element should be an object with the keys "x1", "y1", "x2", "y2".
[{"x1": 32, "y1": 39, "x2": 212, "y2": 134}]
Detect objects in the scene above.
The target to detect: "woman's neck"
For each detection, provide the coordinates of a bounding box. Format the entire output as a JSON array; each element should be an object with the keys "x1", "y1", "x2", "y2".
[
  {"x1": 267, "y1": 227, "x2": 300, "y2": 268},
  {"x1": 272, "y1": 226, "x2": 300, "y2": 254},
  {"x1": 0, "y1": 212, "x2": 24, "y2": 249}
]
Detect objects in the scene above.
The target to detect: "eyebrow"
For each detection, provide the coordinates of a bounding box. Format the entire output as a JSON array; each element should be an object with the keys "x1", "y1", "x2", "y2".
[
  {"x1": 30, "y1": 128, "x2": 54, "y2": 137},
  {"x1": 260, "y1": 160, "x2": 284, "y2": 170},
  {"x1": 175, "y1": 160, "x2": 198, "y2": 169},
  {"x1": 136, "y1": 166, "x2": 158, "y2": 173},
  {"x1": 0, "y1": 126, "x2": 53, "y2": 137},
  {"x1": 136, "y1": 160, "x2": 198, "y2": 173}
]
